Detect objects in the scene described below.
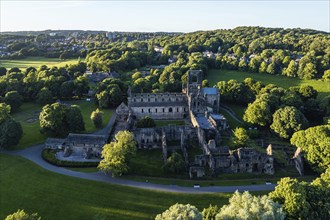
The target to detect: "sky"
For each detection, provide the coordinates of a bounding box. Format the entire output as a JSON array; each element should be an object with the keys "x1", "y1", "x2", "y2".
[{"x1": 1, "y1": 0, "x2": 329, "y2": 33}]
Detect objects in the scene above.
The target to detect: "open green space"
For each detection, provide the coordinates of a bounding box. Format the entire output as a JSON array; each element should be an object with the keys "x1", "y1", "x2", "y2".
[
  {"x1": 0, "y1": 154, "x2": 239, "y2": 220},
  {"x1": 11, "y1": 101, "x2": 113, "y2": 150},
  {"x1": 67, "y1": 100, "x2": 113, "y2": 133},
  {"x1": 129, "y1": 149, "x2": 165, "y2": 176},
  {"x1": 11, "y1": 103, "x2": 47, "y2": 150},
  {"x1": 0, "y1": 57, "x2": 81, "y2": 70},
  {"x1": 223, "y1": 103, "x2": 245, "y2": 120},
  {"x1": 207, "y1": 69, "x2": 330, "y2": 99},
  {"x1": 154, "y1": 120, "x2": 185, "y2": 127}
]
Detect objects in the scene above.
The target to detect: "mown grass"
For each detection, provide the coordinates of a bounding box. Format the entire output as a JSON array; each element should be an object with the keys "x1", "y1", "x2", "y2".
[
  {"x1": 11, "y1": 101, "x2": 113, "y2": 150},
  {"x1": 0, "y1": 154, "x2": 238, "y2": 220},
  {"x1": 207, "y1": 69, "x2": 330, "y2": 100},
  {"x1": 0, "y1": 56, "x2": 81, "y2": 70},
  {"x1": 67, "y1": 100, "x2": 113, "y2": 133},
  {"x1": 129, "y1": 149, "x2": 165, "y2": 176}
]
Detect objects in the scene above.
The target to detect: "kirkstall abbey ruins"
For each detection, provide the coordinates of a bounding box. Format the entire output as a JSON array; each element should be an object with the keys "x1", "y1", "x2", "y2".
[{"x1": 47, "y1": 70, "x2": 274, "y2": 178}]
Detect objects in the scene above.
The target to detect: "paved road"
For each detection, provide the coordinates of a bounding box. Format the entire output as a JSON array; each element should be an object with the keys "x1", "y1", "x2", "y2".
[{"x1": 2, "y1": 144, "x2": 276, "y2": 194}]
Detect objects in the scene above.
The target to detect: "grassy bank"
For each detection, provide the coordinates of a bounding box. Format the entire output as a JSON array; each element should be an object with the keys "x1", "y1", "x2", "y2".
[
  {"x1": 0, "y1": 57, "x2": 81, "y2": 70},
  {"x1": 11, "y1": 100, "x2": 113, "y2": 150},
  {"x1": 0, "y1": 154, "x2": 240, "y2": 220},
  {"x1": 207, "y1": 69, "x2": 330, "y2": 99}
]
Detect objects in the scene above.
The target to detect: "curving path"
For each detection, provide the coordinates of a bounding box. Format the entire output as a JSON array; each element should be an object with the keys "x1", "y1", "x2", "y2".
[
  {"x1": 1, "y1": 144, "x2": 276, "y2": 194},
  {"x1": 219, "y1": 106, "x2": 243, "y2": 124}
]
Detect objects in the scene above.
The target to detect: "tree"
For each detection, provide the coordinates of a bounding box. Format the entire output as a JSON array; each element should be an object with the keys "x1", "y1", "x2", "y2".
[
  {"x1": 98, "y1": 131, "x2": 136, "y2": 176},
  {"x1": 266, "y1": 62, "x2": 276, "y2": 74},
  {"x1": 202, "y1": 205, "x2": 220, "y2": 220},
  {"x1": 323, "y1": 69, "x2": 330, "y2": 81},
  {"x1": 270, "y1": 106, "x2": 308, "y2": 139},
  {"x1": 232, "y1": 127, "x2": 250, "y2": 147},
  {"x1": 5, "y1": 209, "x2": 41, "y2": 220},
  {"x1": 0, "y1": 103, "x2": 23, "y2": 149},
  {"x1": 4, "y1": 91, "x2": 23, "y2": 112},
  {"x1": 39, "y1": 103, "x2": 85, "y2": 137},
  {"x1": 135, "y1": 116, "x2": 156, "y2": 128},
  {"x1": 298, "y1": 62, "x2": 317, "y2": 79},
  {"x1": 243, "y1": 100, "x2": 272, "y2": 126},
  {"x1": 155, "y1": 203, "x2": 202, "y2": 220},
  {"x1": 0, "y1": 67, "x2": 7, "y2": 76},
  {"x1": 65, "y1": 105, "x2": 85, "y2": 132},
  {"x1": 96, "y1": 91, "x2": 109, "y2": 108},
  {"x1": 269, "y1": 178, "x2": 309, "y2": 219},
  {"x1": 0, "y1": 103, "x2": 11, "y2": 123},
  {"x1": 283, "y1": 60, "x2": 298, "y2": 77},
  {"x1": 290, "y1": 125, "x2": 330, "y2": 172},
  {"x1": 162, "y1": 152, "x2": 185, "y2": 174},
  {"x1": 36, "y1": 87, "x2": 53, "y2": 105},
  {"x1": 217, "y1": 191, "x2": 285, "y2": 220},
  {"x1": 90, "y1": 108, "x2": 103, "y2": 128},
  {"x1": 60, "y1": 81, "x2": 74, "y2": 99}
]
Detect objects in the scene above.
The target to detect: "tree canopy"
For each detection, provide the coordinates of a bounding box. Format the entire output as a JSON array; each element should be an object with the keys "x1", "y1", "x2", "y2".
[
  {"x1": 217, "y1": 191, "x2": 285, "y2": 220},
  {"x1": 270, "y1": 106, "x2": 308, "y2": 139},
  {"x1": 98, "y1": 130, "x2": 137, "y2": 176},
  {"x1": 39, "y1": 102, "x2": 85, "y2": 137},
  {"x1": 155, "y1": 203, "x2": 202, "y2": 220},
  {"x1": 290, "y1": 124, "x2": 330, "y2": 172}
]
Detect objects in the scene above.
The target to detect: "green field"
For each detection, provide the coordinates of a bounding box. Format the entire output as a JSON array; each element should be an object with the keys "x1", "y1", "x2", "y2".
[
  {"x1": 0, "y1": 57, "x2": 81, "y2": 70},
  {"x1": 129, "y1": 149, "x2": 165, "y2": 176},
  {"x1": 11, "y1": 101, "x2": 113, "y2": 150},
  {"x1": 0, "y1": 154, "x2": 238, "y2": 220},
  {"x1": 207, "y1": 69, "x2": 330, "y2": 99}
]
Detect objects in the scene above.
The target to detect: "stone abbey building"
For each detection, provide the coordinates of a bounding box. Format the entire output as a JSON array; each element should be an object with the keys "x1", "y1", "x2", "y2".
[
  {"x1": 123, "y1": 70, "x2": 274, "y2": 177},
  {"x1": 46, "y1": 70, "x2": 274, "y2": 178}
]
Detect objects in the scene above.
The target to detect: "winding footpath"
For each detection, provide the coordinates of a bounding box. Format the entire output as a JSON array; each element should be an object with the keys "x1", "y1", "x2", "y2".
[
  {"x1": 2, "y1": 144, "x2": 275, "y2": 194},
  {"x1": 1, "y1": 112, "x2": 276, "y2": 194}
]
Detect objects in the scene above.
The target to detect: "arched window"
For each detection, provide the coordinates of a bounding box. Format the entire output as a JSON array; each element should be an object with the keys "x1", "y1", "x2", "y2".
[
  {"x1": 162, "y1": 108, "x2": 165, "y2": 112},
  {"x1": 148, "y1": 108, "x2": 151, "y2": 113},
  {"x1": 155, "y1": 98, "x2": 157, "y2": 102},
  {"x1": 177, "y1": 108, "x2": 179, "y2": 112},
  {"x1": 169, "y1": 108, "x2": 173, "y2": 112},
  {"x1": 141, "y1": 98, "x2": 143, "y2": 102},
  {"x1": 141, "y1": 109, "x2": 144, "y2": 113},
  {"x1": 155, "y1": 108, "x2": 158, "y2": 113}
]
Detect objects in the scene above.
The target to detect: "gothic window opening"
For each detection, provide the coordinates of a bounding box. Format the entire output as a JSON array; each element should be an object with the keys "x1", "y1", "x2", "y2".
[{"x1": 169, "y1": 108, "x2": 173, "y2": 112}]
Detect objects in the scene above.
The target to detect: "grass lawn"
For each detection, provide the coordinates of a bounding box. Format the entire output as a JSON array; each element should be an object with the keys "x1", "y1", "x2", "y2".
[
  {"x1": 224, "y1": 103, "x2": 246, "y2": 120},
  {"x1": 129, "y1": 149, "x2": 165, "y2": 176},
  {"x1": 155, "y1": 120, "x2": 185, "y2": 127},
  {"x1": 207, "y1": 69, "x2": 330, "y2": 100},
  {"x1": 220, "y1": 110, "x2": 242, "y2": 129},
  {"x1": 0, "y1": 57, "x2": 81, "y2": 70},
  {"x1": 11, "y1": 103, "x2": 47, "y2": 150},
  {"x1": 0, "y1": 154, "x2": 241, "y2": 220},
  {"x1": 11, "y1": 101, "x2": 113, "y2": 150},
  {"x1": 67, "y1": 100, "x2": 113, "y2": 133}
]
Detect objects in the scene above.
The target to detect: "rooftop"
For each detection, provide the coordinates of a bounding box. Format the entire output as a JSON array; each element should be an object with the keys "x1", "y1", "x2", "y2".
[
  {"x1": 201, "y1": 87, "x2": 217, "y2": 95},
  {"x1": 210, "y1": 113, "x2": 226, "y2": 120},
  {"x1": 195, "y1": 114, "x2": 214, "y2": 129}
]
